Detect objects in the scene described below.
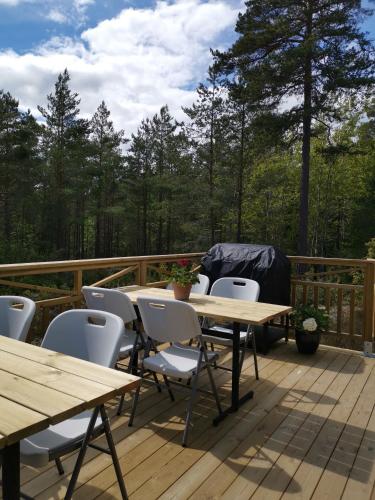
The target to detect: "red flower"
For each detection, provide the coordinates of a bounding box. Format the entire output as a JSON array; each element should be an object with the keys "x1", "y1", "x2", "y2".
[{"x1": 178, "y1": 259, "x2": 190, "y2": 267}]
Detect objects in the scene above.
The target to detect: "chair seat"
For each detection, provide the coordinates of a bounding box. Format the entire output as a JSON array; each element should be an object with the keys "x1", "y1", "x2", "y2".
[
  {"x1": 20, "y1": 410, "x2": 102, "y2": 468},
  {"x1": 143, "y1": 343, "x2": 218, "y2": 380},
  {"x1": 202, "y1": 325, "x2": 249, "y2": 346},
  {"x1": 118, "y1": 328, "x2": 139, "y2": 359}
]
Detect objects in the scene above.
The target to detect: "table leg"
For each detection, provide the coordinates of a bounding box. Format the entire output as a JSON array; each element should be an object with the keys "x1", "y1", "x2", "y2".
[
  {"x1": 285, "y1": 314, "x2": 289, "y2": 342},
  {"x1": 2, "y1": 442, "x2": 20, "y2": 500},
  {"x1": 231, "y1": 321, "x2": 240, "y2": 411},
  {"x1": 213, "y1": 322, "x2": 254, "y2": 425}
]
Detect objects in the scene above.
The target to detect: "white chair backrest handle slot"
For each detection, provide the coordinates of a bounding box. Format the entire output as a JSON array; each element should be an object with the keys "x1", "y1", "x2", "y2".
[
  {"x1": 233, "y1": 281, "x2": 246, "y2": 287},
  {"x1": 149, "y1": 302, "x2": 166, "y2": 310},
  {"x1": 87, "y1": 314, "x2": 106, "y2": 326}
]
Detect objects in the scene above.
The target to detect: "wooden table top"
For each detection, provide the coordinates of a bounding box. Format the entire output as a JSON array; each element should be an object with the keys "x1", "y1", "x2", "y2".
[
  {"x1": 0, "y1": 336, "x2": 140, "y2": 449},
  {"x1": 119, "y1": 286, "x2": 292, "y2": 325}
]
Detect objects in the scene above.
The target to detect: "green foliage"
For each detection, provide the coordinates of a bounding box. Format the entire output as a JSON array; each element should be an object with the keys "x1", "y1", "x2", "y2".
[
  {"x1": 366, "y1": 238, "x2": 375, "y2": 259},
  {"x1": 161, "y1": 260, "x2": 200, "y2": 287},
  {"x1": 214, "y1": 0, "x2": 375, "y2": 254},
  {"x1": 291, "y1": 304, "x2": 329, "y2": 333},
  {"x1": 0, "y1": 28, "x2": 374, "y2": 265}
]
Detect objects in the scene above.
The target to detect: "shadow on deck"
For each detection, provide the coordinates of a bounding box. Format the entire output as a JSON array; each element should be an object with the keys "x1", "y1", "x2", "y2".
[{"x1": 6, "y1": 341, "x2": 375, "y2": 500}]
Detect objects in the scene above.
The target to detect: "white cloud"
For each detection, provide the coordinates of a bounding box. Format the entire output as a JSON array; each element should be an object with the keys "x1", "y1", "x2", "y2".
[
  {"x1": 0, "y1": 0, "x2": 240, "y2": 135},
  {"x1": 74, "y1": 0, "x2": 94, "y2": 6},
  {"x1": 0, "y1": 0, "x2": 95, "y2": 23},
  {"x1": 46, "y1": 8, "x2": 68, "y2": 23},
  {"x1": 0, "y1": 0, "x2": 24, "y2": 4}
]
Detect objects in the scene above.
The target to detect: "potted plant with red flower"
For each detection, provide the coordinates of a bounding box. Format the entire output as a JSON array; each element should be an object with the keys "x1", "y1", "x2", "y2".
[{"x1": 162, "y1": 260, "x2": 199, "y2": 301}]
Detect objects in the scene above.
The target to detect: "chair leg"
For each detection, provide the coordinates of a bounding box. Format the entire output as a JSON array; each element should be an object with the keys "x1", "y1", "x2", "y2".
[
  {"x1": 99, "y1": 405, "x2": 128, "y2": 500},
  {"x1": 55, "y1": 457, "x2": 64, "y2": 475},
  {"x1": 65, "y1": 406, "x2": 100, "y2": 500},
  {"x1": 117, "y1": 394, "x2": 126, "y2": 416},
  {"x1": 208, "y1": 342, "x2": 217, "y2": 368},
  {"x1": 163, "y1": 375, "x2": 175, "y2": 401},
  {"x1": 182, "y1": 372, "x2": 200, "y2": 447},
  {"x1": 203, "y1": 351, "x2": 223, "y2": 415},
  {"x1": 153, "y1": 372, "x2": 162, "y2": 393},
  {"x1": 117, "y1": 347, "x2": 139, "y2": 415},
  {"x1": 128, "y1": 367, "x2": 144, "y2": 426}
]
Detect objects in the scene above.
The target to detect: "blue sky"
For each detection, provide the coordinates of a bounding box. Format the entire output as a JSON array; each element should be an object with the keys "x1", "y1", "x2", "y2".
[{"x1": 0, "y1": 0, "x2": 374, "y2": 134}]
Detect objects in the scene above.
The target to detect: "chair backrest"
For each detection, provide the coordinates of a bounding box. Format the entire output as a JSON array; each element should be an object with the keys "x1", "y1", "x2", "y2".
[
  {"x1": 166, "y1": 274, "x2": 210, "y2": 295},
  {"x1": 137, "y1": 296, "x2": 201, "y2": 343},
  {"x1": 0, "y1": 296, "x2": 36, "y2": 342},
  {"x1": 192, "y1": 274, "x2": 210, "y2": 294},
  {"x1": 82, "y1": 286, "x2": 137, "y2": 324},
  {"x1": 210, "y1": 277, "x2": 260, "y2": 302},
  {"x1": 41, "y1": 309, "x2": 124, "y2": 368}
]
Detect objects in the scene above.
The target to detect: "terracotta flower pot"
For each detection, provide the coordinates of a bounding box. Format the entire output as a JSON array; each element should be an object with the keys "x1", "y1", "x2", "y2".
[
  {"x1": 171, "y1": 282, "x2": 192, "y2": 301},
  {"x1": 295, "y1": 329, "x2": 321, "y2": 354}
]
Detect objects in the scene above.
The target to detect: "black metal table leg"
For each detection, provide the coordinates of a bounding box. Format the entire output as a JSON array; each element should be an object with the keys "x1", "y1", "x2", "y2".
[
  {"x1": 285, "y1": 314, "x2": 289, "y2": 342},
  {"x1": 3, "y1": 441, "x2": 20, "y2": 500},
  {"x1": 231, "y1": 321, "x2": 240, "y2": 411},
  {"x1": 212, "y1": 322, "x2": 254, "y2": 425}
]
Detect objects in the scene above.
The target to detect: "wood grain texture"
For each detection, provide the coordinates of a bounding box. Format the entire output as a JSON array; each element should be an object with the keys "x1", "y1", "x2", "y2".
[
  {"x1": 0, "y1": 336, "x2": 139, "y2": 391},
  {"x1": 119, "y1": 286, "x2": 292, "y2": 324},
  {"x1": 0, "y1": 397, "x2": 49, "y2": 446},
  {"x1": 2, "y1": 343, "x2": 374, "y2": 499},
  {"x1": 0, "y1": 337, "x2": 140, "y2": 449}
]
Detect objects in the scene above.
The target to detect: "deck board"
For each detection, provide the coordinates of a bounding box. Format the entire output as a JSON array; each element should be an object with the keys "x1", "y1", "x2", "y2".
[{"x1": 2, "y1": 343, "x2": 375, "y2": 500}]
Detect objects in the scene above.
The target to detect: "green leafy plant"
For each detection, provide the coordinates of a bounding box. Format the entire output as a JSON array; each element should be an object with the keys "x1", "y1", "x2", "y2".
[
  {"x1": 291, "y1": 304, "x2": 329, "y2": 334},
  {"x1": 161, "y1": 260, "x2": 200, "y2": 287}
]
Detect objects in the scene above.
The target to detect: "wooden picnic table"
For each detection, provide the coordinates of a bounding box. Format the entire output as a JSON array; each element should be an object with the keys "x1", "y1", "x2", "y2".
[
  {"x1": 119, "y1": 286, "x2": 292, "y2": 423},
  {"x1": 0, "y1": 336, "x2": 140, "y2": 499}
]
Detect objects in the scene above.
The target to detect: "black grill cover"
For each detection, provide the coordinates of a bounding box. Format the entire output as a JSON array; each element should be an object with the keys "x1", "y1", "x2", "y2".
[{"x1": 201, "y1": 243, "x2": 291, "y2": 306}]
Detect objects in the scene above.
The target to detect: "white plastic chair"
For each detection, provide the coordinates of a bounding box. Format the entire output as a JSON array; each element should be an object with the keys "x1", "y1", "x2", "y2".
[
  {"x1": 20, "y1": 309, "x2": 128, "y2": 499},
  {"x1": 129, "y1": 296, "x2": 222, "y2": 447},
  {"x1": 0, "y1": 295, "x2": 36, "y2": 342},
  {"x1": 166, "y1": 273, "x2": 210, "y2": 295},
  {"x1": 82, "y1": 286, "x2": 141, "y2": 361},
  {"x1": 82, "y1": 286, "x2": 145, "y2": 415},
  {"x1": 202, "y1": 277, "x2": 260, "y2": 379}
]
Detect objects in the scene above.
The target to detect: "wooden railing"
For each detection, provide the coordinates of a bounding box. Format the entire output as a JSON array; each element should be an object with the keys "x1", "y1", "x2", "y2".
[
  {"x1": 0, "y1": 253, "x2": 374, "y2": 351},
  {"x1": 0, "y1": 254, "x2": 204, "y2": 339},
  {"x1": 289, "y1": 256, "x2": 375, "y2": 350}
]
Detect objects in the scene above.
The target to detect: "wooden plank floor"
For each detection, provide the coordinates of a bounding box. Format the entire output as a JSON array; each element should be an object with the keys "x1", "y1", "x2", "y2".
[{"x1": 2, "y1": 342, "x2": 375, "y2": 499}]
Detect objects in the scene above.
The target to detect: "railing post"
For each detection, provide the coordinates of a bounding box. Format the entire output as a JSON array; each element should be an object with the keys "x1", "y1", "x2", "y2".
[
  {"x1": 363, "y1": 259, "x2": 375, "y2": 353},
  {"x1": 137, "y1": 261, "x2": 147, "y2": 286},
  {"x1": 73, "y1": 270, "x2": 83, "y2": 307}
]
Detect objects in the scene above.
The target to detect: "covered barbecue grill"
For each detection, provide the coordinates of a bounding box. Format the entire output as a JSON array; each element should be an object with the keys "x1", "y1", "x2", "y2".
[{"x1": 201, "y1": 243, "x2": 291, "y2": 353}]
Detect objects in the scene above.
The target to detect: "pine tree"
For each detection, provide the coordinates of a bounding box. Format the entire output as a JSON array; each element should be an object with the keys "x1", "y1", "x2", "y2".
[
  {"x1": 38, "y1": 69, "x2": 81, "y2": 256},
  {"x1": 126, "y1": 118, "x2": 155, "y2": 254},
  {"x1": 214, "y1": 0, "x2": 375, "y2": 254},
  {"x1": 90, "y1": 101, "x2": 126, "y2": 257},
  {"x1": 0, "y1": 91, "x2": 41, "y2": 261},
  {"x1": 183, "y1": 68, "x2": 227, "y2": 245},
  {"x1": 0, "y1": 91, "x2": 21, "y2": 251}
]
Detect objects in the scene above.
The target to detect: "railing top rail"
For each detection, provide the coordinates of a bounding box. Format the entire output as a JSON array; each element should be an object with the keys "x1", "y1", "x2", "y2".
[
  {"x1": 0, "y1": 253, "x2": 371, "y2": 277},
  {"x1": 287, "y1": 256, "x2": 368, "y2": 267},
  {"x1": 0, "y1": 253, "x2": 205, "y2": 276}
]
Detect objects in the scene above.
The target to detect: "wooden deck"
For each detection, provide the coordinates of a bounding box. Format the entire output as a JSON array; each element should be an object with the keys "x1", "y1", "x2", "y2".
[{"x1": 3, "y1": 342, "x2": 375, "y2": 499}]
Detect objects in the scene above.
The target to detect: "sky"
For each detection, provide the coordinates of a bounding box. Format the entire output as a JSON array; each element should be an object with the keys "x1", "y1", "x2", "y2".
[{"x1": 0, "y1": 0, "x2": 374, "y2": 135}]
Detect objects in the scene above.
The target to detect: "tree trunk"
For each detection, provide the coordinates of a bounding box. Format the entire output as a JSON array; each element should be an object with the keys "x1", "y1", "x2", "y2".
[
  {"x1": 298, "y1": 6, "x2": 313, "y2": 256},
  {"x1": 209, "y1": 100, "x2": 215, "y2": 246},
  {"x1": 236, "y1": 104, "x2": 246, "y2": 243}
]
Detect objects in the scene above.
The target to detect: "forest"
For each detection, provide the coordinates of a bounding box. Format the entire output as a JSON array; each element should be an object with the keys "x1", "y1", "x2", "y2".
[{"x1": 0, "y1": 0, "x2": 375, "y2": 264}]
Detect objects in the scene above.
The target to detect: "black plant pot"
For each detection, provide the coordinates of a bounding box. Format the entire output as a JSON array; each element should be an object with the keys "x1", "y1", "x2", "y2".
[{"x1": 295, "y1": 329, "x2": 321, "y2": 354}]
